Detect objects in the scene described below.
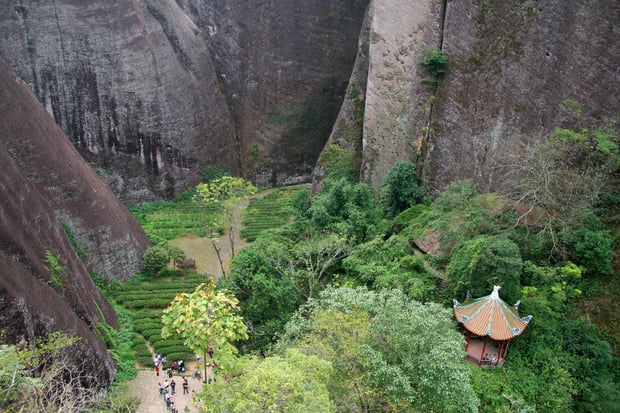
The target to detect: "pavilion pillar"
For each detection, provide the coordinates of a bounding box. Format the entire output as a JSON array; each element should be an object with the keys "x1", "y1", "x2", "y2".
[
  {"x1": 480, "y1": 337, "x2": 488, "y2": 364},
  {"x1": 501, "y1": 340, "x2": 511, "y2": 359},
  {"x1": 464, "y1": 330, "x2": 471, "y2": 351}
]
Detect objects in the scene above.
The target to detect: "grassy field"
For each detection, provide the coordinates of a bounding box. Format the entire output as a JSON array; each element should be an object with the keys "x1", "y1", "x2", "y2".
[{"x1": 129, "y1": 196, "x2": 221, "y2": 240}]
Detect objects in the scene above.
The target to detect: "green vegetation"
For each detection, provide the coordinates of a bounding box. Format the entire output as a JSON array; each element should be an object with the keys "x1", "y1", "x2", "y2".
[
  {"x1": 379, "y1": 160, "x2": 425, "y2": 217},
  {"x1": 141, "y1": 245, "x2": 170, "y2": 275},
  {"x1": 194, "y1": 176, "x2": 257, "y2": 275},
  {"x1": 105, "y1": 271, "x2": 210, "y2": 364},
  {"x1": 45, "y1": 250, "x2": 68, "y2": 293},
  {"x1": 201, "y1": 166, "x2": 231, "y2": 183},
  {"x1": 21, "y1": 124, "x2": 617, "y2": 411},
  {"x1": 240, "y1": 188, "x2": 302, "y2": 242},
  {"x1": 161, "y1": 280, "x2": 248, "y2": 380},
  {"x1": 420, "y1": 48, "x2": 448, "y2": 78},
  {"x1": 129, "y1": 193, "x2": 220, "y2": 240}
]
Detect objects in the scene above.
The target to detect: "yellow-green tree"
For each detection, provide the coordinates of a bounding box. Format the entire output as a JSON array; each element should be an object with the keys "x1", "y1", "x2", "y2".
[
  {"x1": 194, "y1": 176, "x2": 257, "y2": 275},
  {"x1": 161, "y1": 280, "x2": 248, "y2": 381}
]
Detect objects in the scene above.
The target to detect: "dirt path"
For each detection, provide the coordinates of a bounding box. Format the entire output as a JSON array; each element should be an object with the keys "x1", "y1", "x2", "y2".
[{"x1": 127, "y1": 362, "x2": 207, "y2": 413}]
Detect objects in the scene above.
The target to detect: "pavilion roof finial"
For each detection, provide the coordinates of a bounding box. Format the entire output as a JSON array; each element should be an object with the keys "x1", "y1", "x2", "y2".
[{"x1": 490, "y1": 285, "x2": 501, "y2": 300}]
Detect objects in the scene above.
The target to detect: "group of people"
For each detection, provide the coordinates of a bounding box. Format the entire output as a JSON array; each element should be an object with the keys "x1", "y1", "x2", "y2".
[
  {"x1": 155, "y1": 353, "x2": 192, "y2": 412},
  {"x1": 482, "y1": 353, "x2": 499, "y2": 366},
  {"x1": 154, "y1": 353, "x2": 186, "y2": 377}
]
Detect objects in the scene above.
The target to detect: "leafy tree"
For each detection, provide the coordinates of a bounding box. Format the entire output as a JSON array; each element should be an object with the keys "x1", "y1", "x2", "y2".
[
  {"x1": 306, "y1": 178, "x2": 383, "y2": 242},
  {"x1": 278, "y1": 287, "x2": 479, "y2": 412},
  {"x1": 561, "y1": 226, "x2": 613, "y2": 276},
  {"x1": 141, "y1": 246, "x2": 169, "y2": 275},
  {"x1": 293, "y1": 307, "x2": 375, "y2": 412},
  {"x1": 257, "y1": 230, "x2": 350, "y2": 300},
  {"x1": 161, "y1": 280, "x2": 248, "y2": 380},
  {"x1": 166, "y1": 245, "x2": 186, "y2": 270},
  {"x1": 362, "y1": 289, "x2": 478, "y2": 412},
  {"x1": 380, "y1": 161, "x2": 425, "y2": 218},
  {"x1": 446, "y1": 234, "x2": 523, "y2": 304},
  {"x1": 344, "y1": 235, "x2": 440, "y2": 302},
  {"x1": 219, "y1": 245, "x2": 300, "y2": 350},
  {"x1": 201, "y1": 349, "x2": 335, "y2": 412},
  {"x1": 194, "y1": 176, "x2": 257, "y2": 275}
]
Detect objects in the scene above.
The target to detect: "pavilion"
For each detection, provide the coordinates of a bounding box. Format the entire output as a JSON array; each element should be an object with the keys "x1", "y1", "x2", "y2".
[{"x1": 453, "y1": 285, "x2": 532, "y2": 366}]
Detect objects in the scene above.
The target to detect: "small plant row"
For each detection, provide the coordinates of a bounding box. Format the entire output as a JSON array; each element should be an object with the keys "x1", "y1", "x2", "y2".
[
  {"x1": 131, "y1": 334, "x2": 153, "y2": 367},
  {"x1": 131, "y1": 311, "x2": 193, "y2": 363},
  {"x1": 118, "y1": 274, "x2": 209, "y2": 292},
  {"x1": 241, "y1": 189, "x2": 300, "y2": 242},
  {"x1": 129, "y1": 198, "x2": 221, "y2": 240}
]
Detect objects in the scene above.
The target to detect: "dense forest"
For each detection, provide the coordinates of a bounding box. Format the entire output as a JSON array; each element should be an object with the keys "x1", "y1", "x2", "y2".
[
  {"x1": 149, "y1": 108, "x2": 616, "y2": 412},
  {"x1": 1, "y1": 107, "x2": 618, "y2": 412}
]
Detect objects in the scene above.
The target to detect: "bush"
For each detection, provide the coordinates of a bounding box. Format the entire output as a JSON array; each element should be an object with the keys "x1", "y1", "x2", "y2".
[
  {"x1": 447, "y1": 234, "x2": 523, "y2": 304},
  {"x1": 141, "y1": 246, "x2": 169, "y2": 275},
  {"x1": 380, "y1": 161, "x2": 425, "y2": 218},
  {"x1": 420, "y1": 48, "x2": 448, "y2": 77}
]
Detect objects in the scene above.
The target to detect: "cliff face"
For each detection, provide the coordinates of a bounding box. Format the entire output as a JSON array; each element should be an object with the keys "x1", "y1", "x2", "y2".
[
  {"x1": 0, "y1": 0, "x2": 238, "y2": 202},
  {"x1": 173, "y1": 0, "x2": 369, "y2": 186},
  {"x1": 426, "y1": 0, "x2": 620, "y2": 194},
  {"x1": 0, "y1": 58, "x2": 151, "y2": 385},
  {"x1": 1, "y1": 0, "x2": 617, "y2": 197},
  {"x1": 0, "y1": 59, "x2": 150, "y2": 281},
  {"x1": 0, "y1": 0, "x2": 368, "y2": 199},
  {"x1": 321, "y1": 0, "x2": 619, "y2": 194}
]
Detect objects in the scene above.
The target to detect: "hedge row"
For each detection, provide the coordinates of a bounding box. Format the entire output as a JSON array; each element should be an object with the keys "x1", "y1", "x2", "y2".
[
  {"x1": 131, "y1": 334, "x2": 154, "y2": 367},
  {"x1": 241, "y1": 188, "x2": 300, "y2": 242},
  {"x1": 122, "y1": 298, "x2": 176, "y2": 309}
]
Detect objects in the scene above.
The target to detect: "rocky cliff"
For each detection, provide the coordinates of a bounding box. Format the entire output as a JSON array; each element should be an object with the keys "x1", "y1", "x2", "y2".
[
  {"x1": 321, "y1": 0, "x2": 619, "y2": 194},
  {"x1": 0, "y1": 0, "x2": 368, "y2": 200},
  {"x1": 0, "y1": 58, "x2": 150, "y2": 386},
  {"x1": 1, "y1": 0, "x2": 617, "y2": 198},
  {"x1": 425, "y1": 0, "x2": 620, "y2": 194}
]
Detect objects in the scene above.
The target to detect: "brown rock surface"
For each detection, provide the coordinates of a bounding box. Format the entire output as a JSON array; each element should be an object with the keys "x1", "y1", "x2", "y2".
[
  {"x1": 0, "y1": 0, "x2": 368, "y2": 199},
  {"x1": 0, "y1": 58, "x2": 149, "y2": 387}
]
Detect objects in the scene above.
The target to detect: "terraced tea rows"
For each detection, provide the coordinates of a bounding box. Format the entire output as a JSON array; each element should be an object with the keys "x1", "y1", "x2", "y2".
[
  {"x1": 129, "y1": 198, "x2": 221, "y2": 240},
  {"x1": 111, "y1": 272, "x2": 212, "y2": 366},
  {"x1": 240, "y1": 188, "x2": 303, "y2": 242}
]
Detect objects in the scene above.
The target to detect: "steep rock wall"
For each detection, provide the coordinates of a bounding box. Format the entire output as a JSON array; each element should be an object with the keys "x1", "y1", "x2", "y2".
[
  {"x1": 426, "y1": 0, "x2": 620, "y2": 194},
  {"x1": 176, "y1": 0, "x2": 369, "y2": 186},
  {"x1": 315, "y1": 0, "x2": 442, "y2": 191},
  {"x1": 322, "y1": 0, "x2": 618, "y2": 195},
  {"x1": 0, "y1": 60, "x2": 150, "y2": 281},
  {"x1": 360, "y1": 0, "x2": 441, "y2": 190},
  {"x1": 0, "y1": 0, "x2": 368, "y2": 198},
  {"x1": 0, "y1": 59, "x2": 123, "y2": 386},
  {"x1": 0, "y1": 0, "x2": 238, "y2": 202}
]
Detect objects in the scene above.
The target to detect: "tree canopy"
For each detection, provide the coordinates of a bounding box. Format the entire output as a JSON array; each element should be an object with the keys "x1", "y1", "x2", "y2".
[
  {"x1": 161, "y1": 280, "x2": 248, "y2": 379},
  {"x1": 277, "y1": 287, "x2": 480, "y2": 412}
]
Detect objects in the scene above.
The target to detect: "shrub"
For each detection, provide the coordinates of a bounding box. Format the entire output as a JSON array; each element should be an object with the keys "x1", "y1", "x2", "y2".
[
  {"x1": 380, "y1": 161, "x2": 425, "y2": 218},
  {"x1": 420, "y1": 48, "x2": 448, "y2": 77},
  {"x1": 141, "y1": 246, "x2": 169, "y2": 275}
]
